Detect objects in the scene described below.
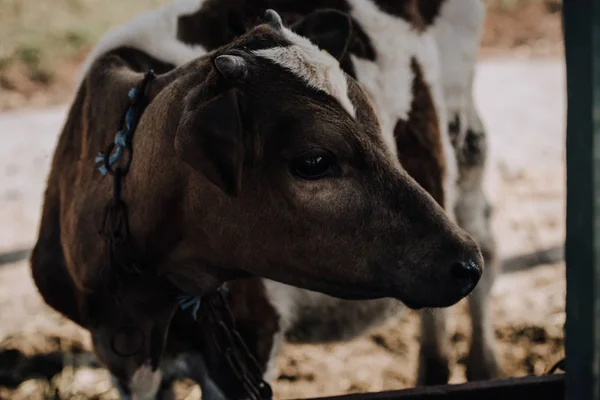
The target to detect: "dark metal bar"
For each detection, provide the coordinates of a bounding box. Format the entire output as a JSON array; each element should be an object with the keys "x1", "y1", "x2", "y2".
[
  {"x1": 0, "y1": 248, "x2": 30, "y2": 266},
  {"x1": 564, "y1": 0, "x2": 600, "y2": 399},
  {"x1": 302, "y1": 375, "x2": 564, "y2": 400}
]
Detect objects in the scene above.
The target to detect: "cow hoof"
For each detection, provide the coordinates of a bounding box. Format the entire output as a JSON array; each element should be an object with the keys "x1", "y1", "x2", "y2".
[
  {"x1": 417, "y1": 356, "x2": 450, "y2": 386},
  {"x1": 465, "y1": 346, "x2": 501, "y2": 381}
]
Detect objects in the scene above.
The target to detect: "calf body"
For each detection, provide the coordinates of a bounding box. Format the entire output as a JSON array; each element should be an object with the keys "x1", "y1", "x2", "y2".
[{"x1": 32, "y1": 4, "x2": 488, "y2": 399}]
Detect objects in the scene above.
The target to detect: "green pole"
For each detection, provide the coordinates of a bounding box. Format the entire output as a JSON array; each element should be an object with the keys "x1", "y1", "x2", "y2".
[{"x1": 564, "y1": 0, "x2": 600, "y2": 399}]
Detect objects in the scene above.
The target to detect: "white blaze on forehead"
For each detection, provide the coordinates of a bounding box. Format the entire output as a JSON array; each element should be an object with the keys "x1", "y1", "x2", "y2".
[{"x1": 253, "y1": 27, "x2": 356, "y2": 118}]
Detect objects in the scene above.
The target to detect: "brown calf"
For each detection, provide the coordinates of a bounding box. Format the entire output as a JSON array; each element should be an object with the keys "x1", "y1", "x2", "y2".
[
  {"x1": 32, "y1": 8, "x2": 484, "y2": 400},
  {"x1": 75, "y1": 0, "x2": 500, "y2": 386}
]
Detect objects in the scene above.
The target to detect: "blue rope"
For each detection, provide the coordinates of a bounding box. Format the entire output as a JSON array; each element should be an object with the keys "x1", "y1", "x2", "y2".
[
  {"x1": 177, "y1": 294, "x2": 202, "y2": 321},
  {"x1": 176, "y1": 285, "x2": 228, "y2": 321},
  {"x1": 95, "y1": 87, "x2": 140, "y2": 175}
]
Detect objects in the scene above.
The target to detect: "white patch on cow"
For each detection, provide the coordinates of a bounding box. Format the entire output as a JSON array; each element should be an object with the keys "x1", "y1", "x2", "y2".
[
  {"x1": 347, "y1": 0, "x2": 458, "y2": 215},
  {"x1": 253, "y1": 27, "x2": 356, "y2": 118},
  {"x1": 129, "y1": 364, "x2": 162, "y2": 400},
  {"x1": 430, "y1": 0, "x2": 485, "y2": 150},
  {"x1": 262, "y1": 279, "x2": 298, "y2": 332},
  {"x1": 429, "y1": 0, "x2": 485, "y2": 218},
  {"x1": 77, "y1": 0, "x2": 207, "y2": 85},
  {"x1": 429, "y1": 0, "x2": 485, "y2": 221},
  {"x1": 263, "y1": 331, "x2": 284, "y2": 383},
  {"x1": 263, "y1": 280, "x2": 403, "y2": 344}
]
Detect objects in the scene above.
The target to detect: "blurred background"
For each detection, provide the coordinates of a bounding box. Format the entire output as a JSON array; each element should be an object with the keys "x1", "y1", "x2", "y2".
[{"x1": 0, "y1": 1, "x2": 565, "y2": 399}]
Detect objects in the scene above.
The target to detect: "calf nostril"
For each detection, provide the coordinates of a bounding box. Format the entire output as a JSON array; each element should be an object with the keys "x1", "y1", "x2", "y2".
[{"x1": 451, "y1": 260, "x2": 482, "y2": 294}]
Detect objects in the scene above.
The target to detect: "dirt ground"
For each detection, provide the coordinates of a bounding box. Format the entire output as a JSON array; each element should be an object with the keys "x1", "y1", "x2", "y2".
[{"x1": 0, "y1": 3, "x2": 566, "y2": 400}]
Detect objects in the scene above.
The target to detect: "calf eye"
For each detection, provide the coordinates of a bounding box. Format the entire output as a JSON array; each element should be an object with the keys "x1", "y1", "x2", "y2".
[{"x1": 291, "y1": 149, "x2": 340, "y2": 180}]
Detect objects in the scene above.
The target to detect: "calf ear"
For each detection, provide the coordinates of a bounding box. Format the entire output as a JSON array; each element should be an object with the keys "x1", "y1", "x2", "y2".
[
  {"x1": 290, "y1": 10, "x2": 353, "y2": 61},
  {"x1": 175, "y1": 87, "x2": 244, "y2": 197}
]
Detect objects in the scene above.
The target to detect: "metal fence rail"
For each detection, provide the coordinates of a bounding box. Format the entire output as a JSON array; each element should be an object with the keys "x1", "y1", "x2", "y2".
[{"x1": 302, "y1": 375, "x2": 564, "y2": 400}]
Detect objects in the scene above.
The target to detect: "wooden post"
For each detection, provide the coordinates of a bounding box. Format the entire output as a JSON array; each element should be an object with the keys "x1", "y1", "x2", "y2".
[{"x1": 564, "y1": 1, "x2": 600, "y2": 399}]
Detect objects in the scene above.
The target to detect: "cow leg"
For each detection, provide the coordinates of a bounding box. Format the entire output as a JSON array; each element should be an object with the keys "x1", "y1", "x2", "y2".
[
  {"x1": 184, "y1": 353, "x2": 227, "y2": 400},
  {"x1": 418, "y1": 180, "x2": 500, "y2": 385},
  {"x1": 156, "y1": 380, "x2": 177, "y2": 400},
  {"x1": 430, "y1": 0, "x2": 499, "y2": 381},
  {"x1": 459, "y1": 193, "x2": 500, "y2": 382},
  {"x1": 419, "y1": 110, "x2": 500, "y2": 385},
  {"x1": 466, "y1": 248, "x2": 500, "y2": 382},
  {"x1": 455, "y1": 106, "x2": 501, "y2": 381},
  {"x1": 417, "y1": 309, "x2": 450, "y2": 385},
  {"x1": 111, "y1": 373, "x2": 183, "y2": 400}
]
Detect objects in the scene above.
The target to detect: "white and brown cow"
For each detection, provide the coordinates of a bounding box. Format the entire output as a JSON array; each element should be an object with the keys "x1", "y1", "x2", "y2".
[{"x1": 40, "y1": 0, "x2": 497, "y2": 398}]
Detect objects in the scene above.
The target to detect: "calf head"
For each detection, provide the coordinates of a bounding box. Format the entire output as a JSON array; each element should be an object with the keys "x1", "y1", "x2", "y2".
[{"x1": 131, "y1": 9, "x2": 484, "y2": 308}]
